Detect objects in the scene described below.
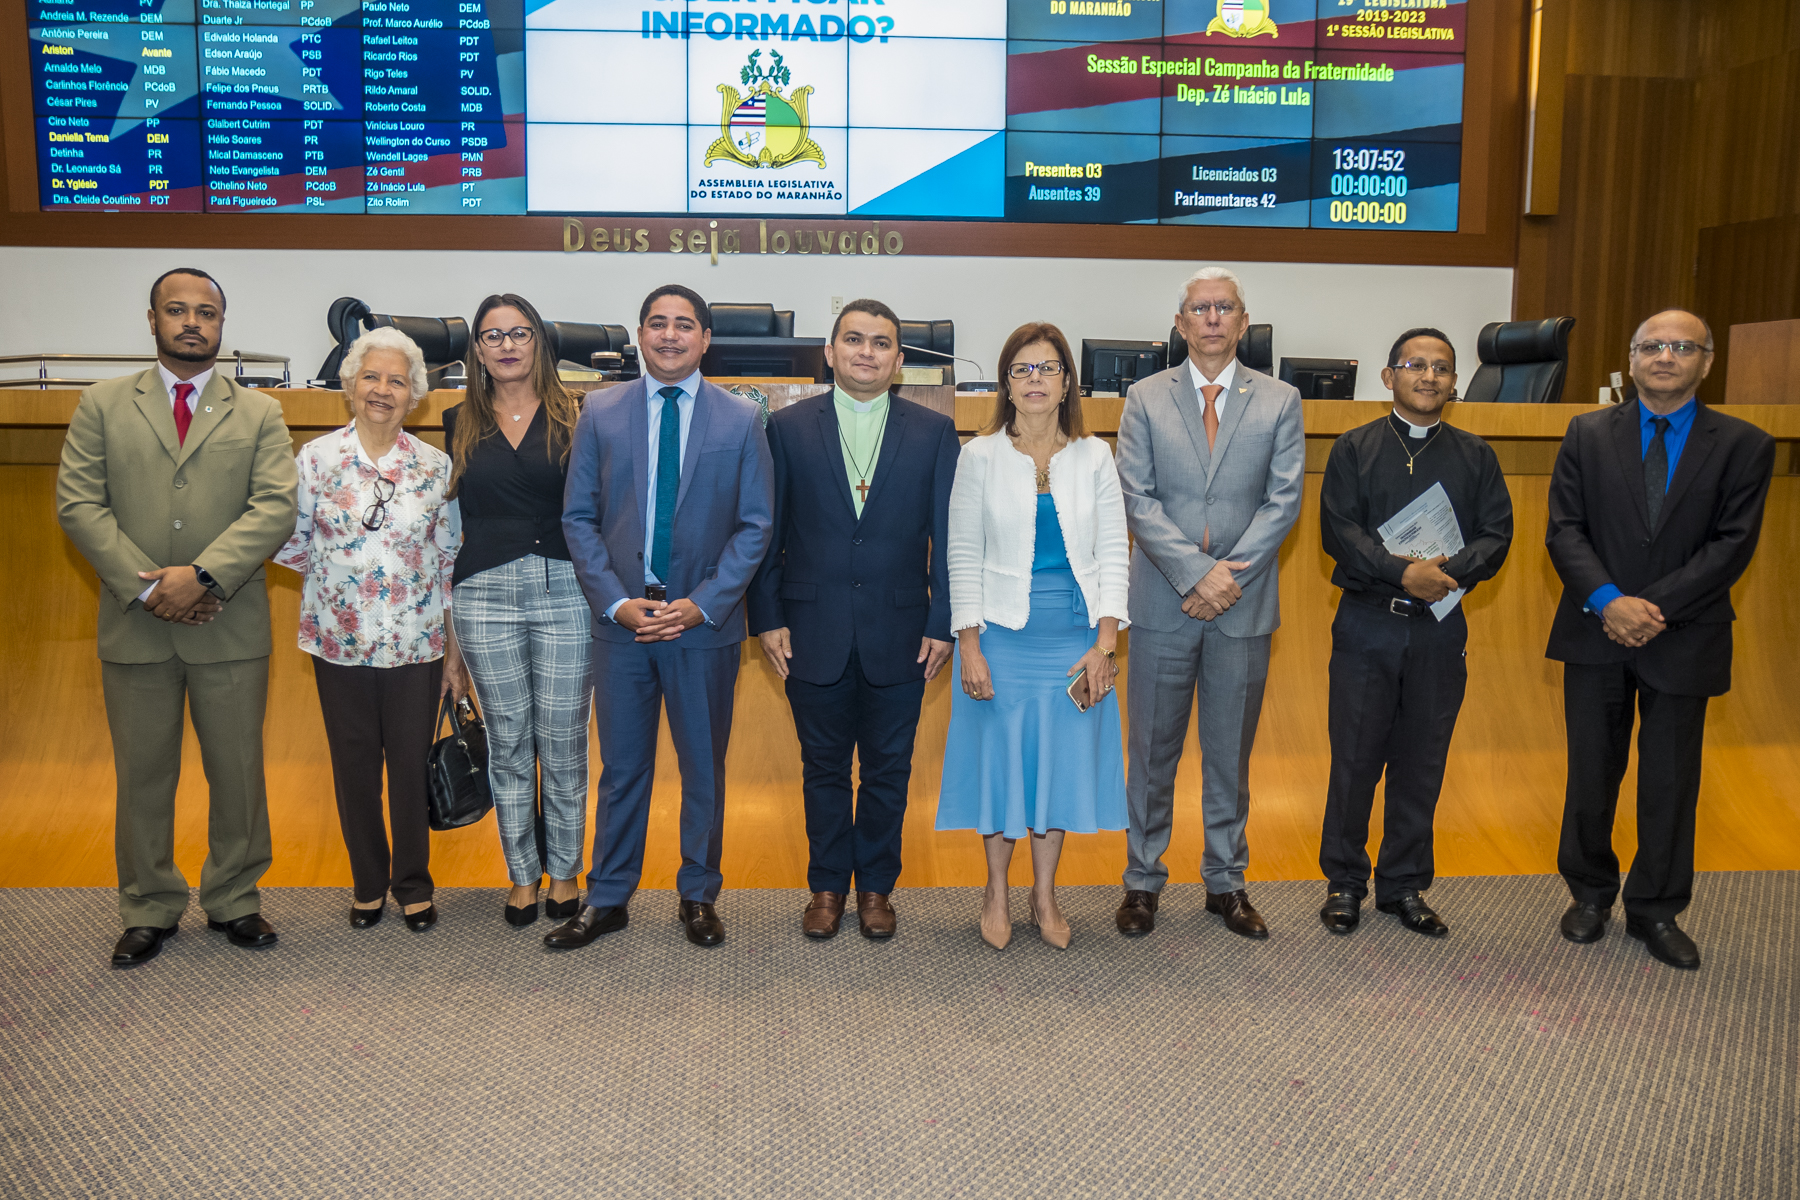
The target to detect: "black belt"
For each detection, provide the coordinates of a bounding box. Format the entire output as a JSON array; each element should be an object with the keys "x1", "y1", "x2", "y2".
[
  {"x1": 644, "y1": 584, "x2": 667, "y2": 602},
  {"x1": 1346, "y1": 590, "x2": 1432, "y2": 619}
]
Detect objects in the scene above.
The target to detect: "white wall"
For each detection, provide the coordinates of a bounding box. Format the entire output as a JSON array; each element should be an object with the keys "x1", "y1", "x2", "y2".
[{"x1": 1, "y1": 246, "x2": 1512, "y2": 402}]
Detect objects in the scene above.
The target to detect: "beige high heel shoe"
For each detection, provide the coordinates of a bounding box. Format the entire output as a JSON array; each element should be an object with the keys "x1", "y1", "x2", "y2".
[
  {"x1": 1029, "y1": 894, "x2": 1072, "y2": 950},
  {"x1": 980, "y1": 891, "x2": 1012, "y2": 950}
]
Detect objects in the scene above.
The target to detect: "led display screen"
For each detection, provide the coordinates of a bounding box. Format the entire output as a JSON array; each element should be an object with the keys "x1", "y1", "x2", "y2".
[{"x1": 31, "y1": 0, "x2": 1464, "y2": 227}]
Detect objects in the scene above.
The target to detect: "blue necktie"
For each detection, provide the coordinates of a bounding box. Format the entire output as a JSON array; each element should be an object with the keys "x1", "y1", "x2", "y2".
[{"x1": 651, "y1": 386, "x2": 683, "y2": 583}]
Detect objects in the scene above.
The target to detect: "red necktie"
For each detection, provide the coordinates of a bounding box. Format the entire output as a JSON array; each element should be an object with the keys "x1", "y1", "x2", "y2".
[
  {"x1": 1200, "y1": 384, "x2": 1222, "y2": 551},
  {"x1": 172, "y1": 382, "x2": 195, "y2": 445}
]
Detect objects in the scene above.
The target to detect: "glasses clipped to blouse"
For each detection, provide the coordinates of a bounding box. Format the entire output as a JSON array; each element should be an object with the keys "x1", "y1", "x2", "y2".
[
  {"x1": 362, "y1": 474, "x2": 397, "y2": 531},
  {"x1": 477, "y1": 326, "x2": 535, "y2": 348}
]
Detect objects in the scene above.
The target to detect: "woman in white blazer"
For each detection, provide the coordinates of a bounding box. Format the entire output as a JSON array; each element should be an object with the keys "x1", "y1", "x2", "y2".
[{"x1": 937, "y1": 322, "x2": 1130, "y2": 951}]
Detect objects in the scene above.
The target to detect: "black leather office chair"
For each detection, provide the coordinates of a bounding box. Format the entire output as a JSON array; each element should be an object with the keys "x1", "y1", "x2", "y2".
[
  {"x1": 710, "y1": 303, "x2": 795, "y2": 338},
  {"x1": 1167, "y1": 324, "x2": 1274, "y2": 374},
  {"x1": 1461, "y1": 317, "x2": 1575, "y2": 404},
  {"x1": 315, "y1": 297, "x2": 468, "y2": 387},
  {"x1": 547, "y1": 321, "x2": 637, "y2": 377},
  {"x1": 898, "y1": 318, "x2": 955, "y2": 382}
]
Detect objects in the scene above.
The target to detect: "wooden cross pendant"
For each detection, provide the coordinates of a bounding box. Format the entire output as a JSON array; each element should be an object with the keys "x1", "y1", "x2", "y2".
[{"x1": 856, "y1": 478, "x2": 871, "y2": 502}]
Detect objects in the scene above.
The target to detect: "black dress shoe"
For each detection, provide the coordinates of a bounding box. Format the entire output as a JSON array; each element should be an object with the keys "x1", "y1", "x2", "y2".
[
  {"x1": 543, "y1": 904, "x2": 628, "y2": 949},
  {"x1": 1627, "y1": 916, "x2": 1700, "y2": 970},
  {"x1": 111, "y1": 925, "x2": 177, "y2": 967},
  {"x1": 207, "y1": 914, "x2": 277, "y2": 948},
  {"x1": 1319, "y1": 891, "x2": 1361, "y2": 935},
  {"x1": 545, "y1": 896, "x2": 580, "y2": 920},
  {"x1": 505, "y1": 899, "x2": 540, "y2": 928},
  {"x1": 1115, "y1": 890, "x2": 1159, "y2": 936},
  {"x1": 1205, "y1": 889, "x2": 1270, "y2": 939},
  {"x1": 1377, "y1": 890, "x2": 1448, "y2": 937},
  {"x1": 678, "y1": 900, "x2": 725, "y2": 947},
  {"x1": 403, "y1": 904, "x2": 438, "y2": 932},
  {"x1": 1559, "y1": 902, "x2": 1610, "y2": 944},
  {"x1": 350, "y1": 903, "x2": 384, "y2": 929}
]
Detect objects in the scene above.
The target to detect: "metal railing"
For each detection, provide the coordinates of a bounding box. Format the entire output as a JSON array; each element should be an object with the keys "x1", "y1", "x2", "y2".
[{"x1": 0, "y1": 351, "x2": 291, "y2": 390}]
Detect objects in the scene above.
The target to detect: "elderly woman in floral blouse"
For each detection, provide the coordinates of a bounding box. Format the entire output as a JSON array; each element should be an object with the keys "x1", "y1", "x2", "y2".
[{"x1": 276, "y1": 326, "x2": 467, "y2": 933}]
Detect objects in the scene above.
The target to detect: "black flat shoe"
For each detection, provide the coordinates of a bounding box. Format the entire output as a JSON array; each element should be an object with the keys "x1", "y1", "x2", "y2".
[
  {"x1": 1319, "y1": 891, "x2": 1361, "y2": 935},
  {"x1": 1560, "y1": 902, "x2": 1610, "y2": 944},
  {"x1": 1627, "y1": 916, "x2": 1700, "y2": 970},
  {"x1": 111, "y1": 924, "x2": 177, "y2": 967},
  {"x1": 403, "y1": 905, "x2": 438, "y2": 932},
  {"x1": 1376, "y1": 890, "x2": 1448, "y2": 937},
  {"x1": 678, "y1": 899, "x2": 725, "y2": 947},
  {"x1": 545, "y1": 896, "x2": 580, "y2": 920},
  {"x1": 543, "y1": 904, "x2": 628, "y2": 949},
  {"x1": 207, "y1": 914, "x2": 277, "y2": 948},
  {"x1": 350, "y1": 903, "x2": 384, "y2": 929},
  {"x1": 505, "y1": 900, "x2": 540, "y2": 928}
]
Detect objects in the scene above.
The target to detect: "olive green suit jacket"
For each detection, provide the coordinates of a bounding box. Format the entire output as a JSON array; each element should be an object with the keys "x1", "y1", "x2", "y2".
[{"x1": 56, "y1": 367, "x2": 299, "y2": 665}]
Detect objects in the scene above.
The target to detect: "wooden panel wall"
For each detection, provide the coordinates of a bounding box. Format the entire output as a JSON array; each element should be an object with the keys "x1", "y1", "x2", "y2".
[{"x1": 1514, "y1": 0, "x2": 1800, "y2": 404}]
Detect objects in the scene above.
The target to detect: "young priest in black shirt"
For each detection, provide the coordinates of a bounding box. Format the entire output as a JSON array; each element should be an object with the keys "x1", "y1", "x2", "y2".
[{"x1": 1315, "y1": 328, "x2": 1514, "y2": 937}]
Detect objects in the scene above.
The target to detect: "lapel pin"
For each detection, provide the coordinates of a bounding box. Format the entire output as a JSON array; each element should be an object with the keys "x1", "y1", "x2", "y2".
[{"x1": 205, "y1": 406, "x2": 213, "y2": 413}]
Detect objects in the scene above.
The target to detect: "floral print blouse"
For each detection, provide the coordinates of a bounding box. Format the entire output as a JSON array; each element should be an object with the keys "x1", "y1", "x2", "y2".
[{"x1": 275, "y1": 423, "x2": 461, "y2": 667}]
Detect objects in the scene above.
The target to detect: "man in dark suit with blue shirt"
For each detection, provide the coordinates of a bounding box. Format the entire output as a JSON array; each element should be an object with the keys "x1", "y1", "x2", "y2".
[
  {"x1": 552, "y1": 284, "x2": 774, "y2": 949},
  {"x1": 1547, "y1": 308, "x2": 1774, "y2": 971},
  {"x1": 748, "y1": 299, "x2": 959, "y2": 941}
]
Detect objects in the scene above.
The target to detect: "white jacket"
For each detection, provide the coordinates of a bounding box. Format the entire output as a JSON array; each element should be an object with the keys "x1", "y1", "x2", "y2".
[{"x1": 948, "y1": 431, "x2": 1131, "y2": 633}]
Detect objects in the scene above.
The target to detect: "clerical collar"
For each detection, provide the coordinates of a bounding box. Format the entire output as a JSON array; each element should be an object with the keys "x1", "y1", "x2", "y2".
[
  {"x1": 1392, "y1": 409, "x2": 1438, "y2": 439},
  {"x1": 834, "y1": 384, "x2": 887, "y2": 414}
]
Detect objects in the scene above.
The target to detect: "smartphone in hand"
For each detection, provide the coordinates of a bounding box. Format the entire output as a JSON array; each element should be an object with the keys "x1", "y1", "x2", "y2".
[{"x1": 1066, "y1": 666, "x2": 1091, "y2": 712}]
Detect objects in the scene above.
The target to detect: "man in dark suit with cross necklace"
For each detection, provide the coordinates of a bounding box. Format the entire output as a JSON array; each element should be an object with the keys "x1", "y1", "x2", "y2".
[{"x1": 748, "y1": 298, "x2": 959, "y2": 940}]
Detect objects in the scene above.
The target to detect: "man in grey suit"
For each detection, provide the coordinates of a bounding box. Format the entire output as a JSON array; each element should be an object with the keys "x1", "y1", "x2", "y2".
[
  {"x1": 1114, "y1": 266, "x2": 1305, "y2": 939},
  {"x1": 550, "y1": 284, "x2": 775, "y2": 950}
]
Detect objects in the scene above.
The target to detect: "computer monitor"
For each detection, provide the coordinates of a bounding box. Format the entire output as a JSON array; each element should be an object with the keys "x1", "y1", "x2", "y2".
[
  {"x1": 1082, "y1": 339, "x2": 1168, "y2": 397},
  {"x1": 1279, "y1": 357, "x2": 1359, "y2": 400},
  {"x1": 701, "y1": 337, "x2": 827, "y2": 382}
]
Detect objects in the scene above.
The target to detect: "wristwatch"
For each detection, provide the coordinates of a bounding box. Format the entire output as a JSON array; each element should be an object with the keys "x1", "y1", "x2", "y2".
[
  {"x1": 1098, "y1": 646, "x2": 1117, "y2": 661},
  {"x1": 192, "y1": 564, "x2": 221, "y2": 593}
]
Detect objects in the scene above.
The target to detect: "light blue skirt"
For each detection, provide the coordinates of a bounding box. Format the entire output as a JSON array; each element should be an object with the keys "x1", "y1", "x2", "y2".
[{"x1": 936, "y1": 568, "x2": 1128, "y2": 837}]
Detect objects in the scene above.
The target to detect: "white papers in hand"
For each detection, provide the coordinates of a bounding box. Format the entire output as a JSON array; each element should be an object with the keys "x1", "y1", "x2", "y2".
[{"x1": 1377, "y1": 481, "x2": 1464, "y2": 620}]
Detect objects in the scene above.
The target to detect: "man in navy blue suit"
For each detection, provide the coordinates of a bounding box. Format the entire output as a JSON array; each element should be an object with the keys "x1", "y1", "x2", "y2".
[
  {"x1": 748, "y1": 299, "x2": 959, "y2": 940},
  {"x1": 552, "y1": 284, "x2": 774, "y2": 949}
]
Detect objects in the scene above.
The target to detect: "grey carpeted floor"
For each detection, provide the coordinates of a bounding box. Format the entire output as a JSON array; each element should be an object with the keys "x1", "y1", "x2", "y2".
[{"x1": 1, "y1": 875, "x2": 1795, "y2": 1199}]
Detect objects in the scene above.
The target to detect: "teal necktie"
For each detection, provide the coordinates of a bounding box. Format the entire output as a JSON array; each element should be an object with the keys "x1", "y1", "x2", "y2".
[{"x1": 651, "y1": 386, "x2": 683, "y2": 582}]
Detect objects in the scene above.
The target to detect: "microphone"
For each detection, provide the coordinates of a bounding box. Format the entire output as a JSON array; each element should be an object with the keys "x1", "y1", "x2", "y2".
[{"x1": 897, "y1": 343, "x2": 991, "y2": 387}]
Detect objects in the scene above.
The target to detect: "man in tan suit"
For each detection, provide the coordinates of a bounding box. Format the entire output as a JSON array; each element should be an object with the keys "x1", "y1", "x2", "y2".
[{"x1": 57, "y1": 268, "x2": 298, "y2": 966}]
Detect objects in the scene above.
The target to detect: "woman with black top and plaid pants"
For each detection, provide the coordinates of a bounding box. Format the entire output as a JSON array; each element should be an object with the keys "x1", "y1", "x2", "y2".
[{"x1": 443, "y1": 294, "x2": 594, "y2": 927}]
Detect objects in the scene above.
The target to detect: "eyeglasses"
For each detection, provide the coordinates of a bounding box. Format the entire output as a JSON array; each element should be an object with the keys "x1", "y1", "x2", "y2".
[
  {"x1": 1630, "y1": 340, "x2": 1707, "y2": 358},
  {"x1": 1396, "y1": 360, "x2": 1455, "y2": 378},
  {"x1": 1182, "y1": 301, "x2": 1240, "y2": 318},
  {"x1": 1007, "y1": 360, "x2": 1065, "y2": 379},
  {"x1": 362, "y1": 474, "x2": 396, "y2": 532},
  {"x1": 478, "y1": 326, "x2": 535, "y2": 348}
]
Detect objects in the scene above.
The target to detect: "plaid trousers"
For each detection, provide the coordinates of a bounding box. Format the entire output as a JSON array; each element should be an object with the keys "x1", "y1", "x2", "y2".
[{"x1": 452, "y1": 555, "x2": 594, "y2": 884}]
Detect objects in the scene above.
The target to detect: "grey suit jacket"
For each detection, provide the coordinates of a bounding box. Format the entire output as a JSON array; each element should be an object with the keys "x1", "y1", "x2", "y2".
[
  {"x1": 1116, "y1": 363, "x2": 1304, "y2": 636},
  {"x1": 56, "y1": 367, "x2": 298, "y2": 665}
]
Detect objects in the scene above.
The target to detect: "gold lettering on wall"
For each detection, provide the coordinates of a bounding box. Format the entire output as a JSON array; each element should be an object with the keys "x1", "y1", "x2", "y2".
[{"x1": 557, "y1": 220, "x2": 903, "y2": 259}]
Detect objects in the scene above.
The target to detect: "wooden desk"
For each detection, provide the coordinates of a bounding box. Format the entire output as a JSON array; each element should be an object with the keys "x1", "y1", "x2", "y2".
[{"x1": 5, "y1": 393, "x2": 1798, "y2": 893}]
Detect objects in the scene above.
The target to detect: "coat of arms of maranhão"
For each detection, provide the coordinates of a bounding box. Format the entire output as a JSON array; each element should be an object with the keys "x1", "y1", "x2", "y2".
[
  {"x1": 1206, "y1": 0, "x2": 1279, "y2": 37},
  {"x1": 706, "y1": 50, "x2": 827, "y2": 170}
]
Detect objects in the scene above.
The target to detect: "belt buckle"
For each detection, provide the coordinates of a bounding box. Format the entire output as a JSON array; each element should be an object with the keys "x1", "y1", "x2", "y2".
[
  {"x1": 644, "y1": 585, "x2": 667, "y2": 602},
  {"x1": 1388, "y1": 597, "x2": 1413, "y2": 617}
]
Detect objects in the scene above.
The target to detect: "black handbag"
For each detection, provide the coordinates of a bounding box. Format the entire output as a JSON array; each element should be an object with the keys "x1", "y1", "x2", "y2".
[{"x1": 426, "y1": 694, "x2": 494, "y2": 831}]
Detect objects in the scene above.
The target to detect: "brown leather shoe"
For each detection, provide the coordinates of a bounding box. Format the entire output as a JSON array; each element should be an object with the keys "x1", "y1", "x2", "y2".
[
  {"x1": 1205, "y1": 889, "x2": 1269, "y2": 939},
  {"x1": 802, "y1": 891, "x2": 845, "y2": 939},
  {"x1": 1115, "y1": 889, "x2": 1159, "y2": 936},
  {"x1": 856, "y1": 891, "x2": 896, "y2": 940}
]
